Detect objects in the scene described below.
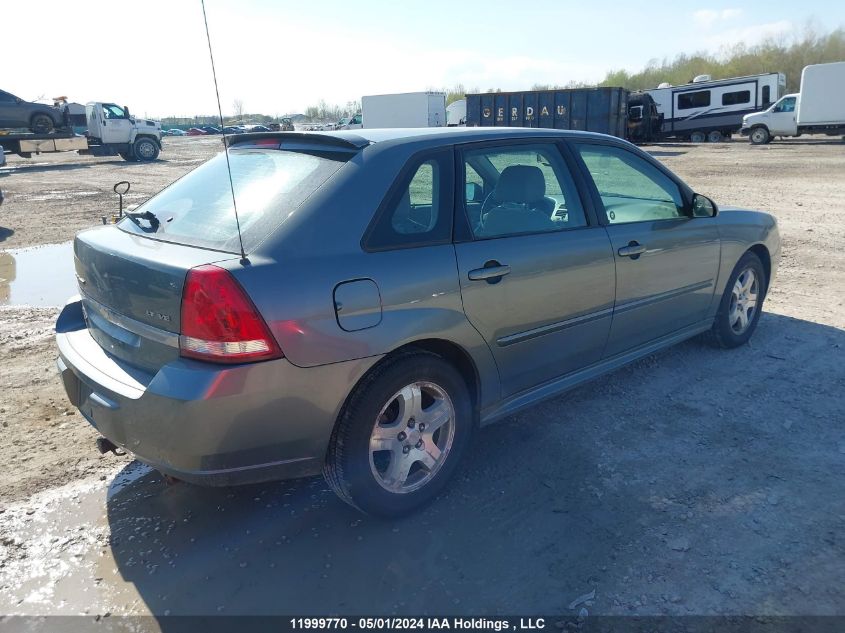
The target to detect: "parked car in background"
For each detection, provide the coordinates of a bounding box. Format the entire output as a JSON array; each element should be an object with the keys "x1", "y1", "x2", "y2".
[
  {"x1": 165, "y1": 128, "x2": 187, "y2": 136},
  {"x1": 186, "y1": 128, "x2": 207, "y2": 136},
  {"x1": 223, "y1": 126, "x2": 243, "y2": 134},
  {"x1": 0, "y1": 88, "x2": 66, "y2": 133},
  {"x1": 56, "y1": 128, "x2": 779, "y2": 517},
  {"x1": 199, "y1": 125, "x2": 222, "y2": 135},
  {"x1": 249, "y1": 125, "x2": 271, "y2": 132}
]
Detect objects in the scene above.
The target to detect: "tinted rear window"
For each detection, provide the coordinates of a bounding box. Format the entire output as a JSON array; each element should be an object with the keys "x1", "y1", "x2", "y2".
[{"x1": 119, "y1": 148, "x2": 348, "y2": 252}]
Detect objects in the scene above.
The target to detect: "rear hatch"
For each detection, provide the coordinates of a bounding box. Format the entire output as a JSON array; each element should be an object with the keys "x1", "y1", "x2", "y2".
[
  {"x1": 74, "y1": 228, "x2": 233, "y2": 373},
  {"x1": 73, "y1": 136, "x2": 356, "y2": 373}
]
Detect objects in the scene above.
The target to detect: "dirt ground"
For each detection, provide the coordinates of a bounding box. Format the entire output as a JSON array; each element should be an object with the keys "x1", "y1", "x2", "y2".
[{"x1": 0, "y1": 136, "x2": 843, "y2": 619}]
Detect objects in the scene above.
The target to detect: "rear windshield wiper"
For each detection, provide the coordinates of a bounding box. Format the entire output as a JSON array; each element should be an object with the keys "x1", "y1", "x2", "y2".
[{"x1": 124, "y1": 209, "x2": 160, "y2": 231}]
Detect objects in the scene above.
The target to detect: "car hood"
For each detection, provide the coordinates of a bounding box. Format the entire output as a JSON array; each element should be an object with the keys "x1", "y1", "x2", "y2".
[
  {"x1": 717, "y1": 205, "x2": 777, "y2": 227},
  {"x1": 135, "y1": 118, "x2": 161, "y2": 130}
]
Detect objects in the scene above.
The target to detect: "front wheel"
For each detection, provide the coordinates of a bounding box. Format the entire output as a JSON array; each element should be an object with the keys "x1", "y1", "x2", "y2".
[
  {"x1": 711, "y1": 252, "x2": 767, "y2": 348},
  {"x1": 324, "y1": 352, "x2": 473, "y2": 517},
  {"x1": 132, "y1": 138, "x2": 159, "y2": 161},
  {"x1": 690, "y1": 131, "x2": 706, "y2": 143},
  {"x1": 750, "y1": 127, "x2": 770, "y2": 145}
]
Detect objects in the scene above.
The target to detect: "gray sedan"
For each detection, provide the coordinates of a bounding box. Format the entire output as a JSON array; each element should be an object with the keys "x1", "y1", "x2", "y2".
[
  {"x1": 0, "y1": 89, "x2": 65, "y2": 133},
  {"x1": 55, "y1": 128, "x2": 780, "y2": 516}
]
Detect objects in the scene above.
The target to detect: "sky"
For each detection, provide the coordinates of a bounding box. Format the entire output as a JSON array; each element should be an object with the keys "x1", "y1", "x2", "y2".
[{"x1": 2, "y1": 0, "x2": 843, "y2": 119}]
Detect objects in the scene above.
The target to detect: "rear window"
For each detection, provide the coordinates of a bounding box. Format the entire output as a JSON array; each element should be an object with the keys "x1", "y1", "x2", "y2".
[{"x1": 119, "y1": 148, "x2": 348, "y2": 252}]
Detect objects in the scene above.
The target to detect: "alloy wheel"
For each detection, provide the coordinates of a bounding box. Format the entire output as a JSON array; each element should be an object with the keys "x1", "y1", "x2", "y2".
[
  {"x1": 729, "y1": 268, "x2": 759, "y2": 334},
  {"x1": 369, "y1": 381, "x2": 456, "y2": 494}
]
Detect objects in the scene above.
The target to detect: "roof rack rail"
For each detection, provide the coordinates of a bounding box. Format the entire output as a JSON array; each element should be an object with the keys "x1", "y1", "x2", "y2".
[{"x1": 225, "y1": 131, "x2": 371, "y2": 150}]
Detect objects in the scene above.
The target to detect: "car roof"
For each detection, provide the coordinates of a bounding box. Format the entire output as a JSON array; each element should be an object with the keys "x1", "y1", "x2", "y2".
[
  {"x1": 227, "y1": 127, "x2": 623, "y2": 153},
  {"x1": 330, "y1": 127, "x2": 612, "y2": 144}
]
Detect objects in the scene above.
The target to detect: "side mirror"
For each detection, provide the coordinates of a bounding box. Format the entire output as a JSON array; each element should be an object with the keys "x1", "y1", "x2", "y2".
[
  {"x1": 692, "y1": 193, "x2": 718, "y2": 218},
  {"x1": 123, "y1": 106, "x2": 130, "y2": 118},
  {"x1": 466, "y1": 182, "x2": 484, "y2": 203}
]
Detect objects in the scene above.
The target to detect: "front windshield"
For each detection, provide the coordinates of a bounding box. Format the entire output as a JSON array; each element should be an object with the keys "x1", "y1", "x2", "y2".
[{"x1": 119, "y1": 148, "x2": 349, "y2": 252}]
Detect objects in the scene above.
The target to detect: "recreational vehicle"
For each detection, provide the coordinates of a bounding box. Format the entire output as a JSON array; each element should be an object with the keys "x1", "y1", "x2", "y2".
[{"x1": 645, "y1": 72, "x2": 785, "y2": 142}]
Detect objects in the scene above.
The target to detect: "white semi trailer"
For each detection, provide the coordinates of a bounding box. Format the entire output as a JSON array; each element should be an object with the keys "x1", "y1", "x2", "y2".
[{"x1": 741, "y1": 62, "x2": 845, "y2": 144}]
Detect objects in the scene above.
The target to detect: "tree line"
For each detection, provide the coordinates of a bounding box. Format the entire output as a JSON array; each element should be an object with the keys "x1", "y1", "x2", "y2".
[
  {"x1": 599, "y1": 26, "x2": 845, "y2": 93},
  {"x1": 158, "y1": 26, "x2": 843, "y2": 123}
]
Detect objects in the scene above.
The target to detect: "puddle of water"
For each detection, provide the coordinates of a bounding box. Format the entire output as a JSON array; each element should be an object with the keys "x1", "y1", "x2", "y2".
[{"x1": 0, "y1": 241, "x2": 77, "y2": 307}]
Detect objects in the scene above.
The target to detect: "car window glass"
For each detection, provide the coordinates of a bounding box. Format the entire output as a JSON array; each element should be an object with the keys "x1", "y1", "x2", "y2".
[
  {"x1": 776, "y1": 97, "x2": 796, "y2": 113},
  {"x1": 464, "y1": 144, "x2": 586, "y2": 239},
  {"x1": 575, "y1": 144, "x2": 684, "y2": 224},
  {"x1": 364, "y1": 152, "x2": 453, "y2": 250},
  {"x1": 391, "y1": 161, "x2": 438, "y2": 235},
  {"x1": 0, "y1": 91, "x2": 17, "y2": 104}
]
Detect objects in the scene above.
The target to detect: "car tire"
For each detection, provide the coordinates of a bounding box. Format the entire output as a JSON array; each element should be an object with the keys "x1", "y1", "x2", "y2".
[
  {"x1": 690, "y1": 131, "x2": 706, "y2": 143},
  {"x1": 710, "y1": 251, "x2": 767, "y2": 349},
  {"x1": 324, "y1": 351, "x2": 473, "y2": 517},
  {"x1": 132, "y1": 138, "x2": 159, "y2": 161},
  {"x1": 750, "y1": 127, "x2": 770, "y2": 145},
  {"x1": 119, "y1": 149, "x2": 136, "y2": 161},
  {"x1": 707, "y1": 130, "x2": 723, "y2": 143},
  {"x1": 30, "y1": 113, "x2": 54, "y2": 134}
]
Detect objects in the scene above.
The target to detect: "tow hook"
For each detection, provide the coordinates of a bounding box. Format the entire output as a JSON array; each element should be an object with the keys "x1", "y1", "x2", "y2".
[{"x1": 96, "y1": 437, "x2": 126, "y2": 456}]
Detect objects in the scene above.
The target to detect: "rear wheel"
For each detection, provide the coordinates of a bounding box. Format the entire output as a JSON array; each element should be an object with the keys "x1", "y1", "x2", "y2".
[
  {"x1": 690, "y1": 131, "x2": 706, "y2": 143},
  {"x1": 30, "y1": 113, "x2": 54, "y2": 134},
  {"x1": 132, "y1": 138, "x2": 159, "y2": 161},
  {"x1": 750, "y1": 127, "x2": 770, "y2": 145},
  {"x1": 711, "y1": 252, "x2": 767, "y2": 348},
  {"x1": 707, "y1": 130, "x2": 723, "y2": 143},
  {"x1": 324, "y1": 352, "x2": 473, "y2": 517}
]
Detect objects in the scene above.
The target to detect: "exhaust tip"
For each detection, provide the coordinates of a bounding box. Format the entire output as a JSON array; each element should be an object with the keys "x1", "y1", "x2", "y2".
[{"x1": 96, "y1": 437, "x2": 126, "y2": 456}]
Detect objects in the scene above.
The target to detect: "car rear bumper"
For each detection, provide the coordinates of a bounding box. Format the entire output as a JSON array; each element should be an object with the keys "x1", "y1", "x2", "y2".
[{"x1": 55, "y1": 298, "x2": 379, "y2": 486}]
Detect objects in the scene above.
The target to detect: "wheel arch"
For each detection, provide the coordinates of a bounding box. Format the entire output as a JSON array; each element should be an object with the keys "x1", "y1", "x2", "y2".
[
  {"x1": 340, "y1": 338, "x2": 484, "y2": 427},
  {"x1": 747, "y1": 243, "x2": 771, "y2": 289}
]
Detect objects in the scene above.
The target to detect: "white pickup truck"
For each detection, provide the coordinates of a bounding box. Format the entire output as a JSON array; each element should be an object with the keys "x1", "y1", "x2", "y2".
[{"x1": 741, "y1": 62, "x2": 845, "y2": 144}]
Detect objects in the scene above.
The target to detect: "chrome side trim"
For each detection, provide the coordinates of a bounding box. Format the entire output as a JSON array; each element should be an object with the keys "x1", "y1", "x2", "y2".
[
  {"x1": 613, "y1": 280, "x2": 713, "y2": 315},
  {"x1": 497, "y1": 307, "x2": 614, "y2": 347}
]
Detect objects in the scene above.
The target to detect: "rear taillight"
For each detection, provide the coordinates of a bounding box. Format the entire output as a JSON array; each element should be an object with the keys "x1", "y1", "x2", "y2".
[{"x1": 179, "y1": 264, "x2": 282, "y2": 364}]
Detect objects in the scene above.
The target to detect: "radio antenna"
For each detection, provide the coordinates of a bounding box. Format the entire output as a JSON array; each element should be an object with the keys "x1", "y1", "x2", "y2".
[{"x1": 200, "y1": 0, "x2": 247, "y2": 262}]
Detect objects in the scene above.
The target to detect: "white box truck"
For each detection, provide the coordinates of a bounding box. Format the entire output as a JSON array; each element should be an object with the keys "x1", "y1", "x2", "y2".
[
  {"x1": 337, "y1": 92, "x2": 447, "y2": 129},
  {"x1": 741, "y1": 61, "x2": 845, "y2": 144}
]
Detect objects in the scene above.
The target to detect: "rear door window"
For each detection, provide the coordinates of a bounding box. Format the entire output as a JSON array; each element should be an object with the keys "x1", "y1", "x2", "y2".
[
  {"x1": 120, "y1": 148, "x2": 350, "y2": 252},
  {"x1": 463, "y1": 143, "x2": 586, "y2": 239}
]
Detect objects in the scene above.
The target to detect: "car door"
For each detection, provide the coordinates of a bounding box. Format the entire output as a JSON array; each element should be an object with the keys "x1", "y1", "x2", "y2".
[
  {"x1": 571, "y1": 141, "x2": 720, "y2": 357},
  {"x1": 98, "y1": 104, "x2": 133, "y2": 144},
  {"x1": 453, "y1": 141, "x2": 616, "y2": 397},
  {"x1": 766, "y1": 96, "x2": 798, "y2": 135}
]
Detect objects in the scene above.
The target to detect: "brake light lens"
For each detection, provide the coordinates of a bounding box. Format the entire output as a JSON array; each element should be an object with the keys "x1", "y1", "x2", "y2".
[{"x1": 180, "y1": 264, "x2": 282, "y2": 364}]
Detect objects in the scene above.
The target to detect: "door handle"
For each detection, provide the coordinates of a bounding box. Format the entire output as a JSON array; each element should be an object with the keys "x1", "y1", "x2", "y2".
[
  {"x1": 618, "y1": 242, "x2": 647, "y2": 258},
  {"x1": 468, "y1": 264, "x2": 511, "y2": 282}
]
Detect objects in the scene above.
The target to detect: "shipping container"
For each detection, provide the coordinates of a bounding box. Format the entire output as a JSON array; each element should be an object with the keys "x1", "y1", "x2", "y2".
[{"x1": 465, "y1": 87, "x2": 628, "y2": 138}]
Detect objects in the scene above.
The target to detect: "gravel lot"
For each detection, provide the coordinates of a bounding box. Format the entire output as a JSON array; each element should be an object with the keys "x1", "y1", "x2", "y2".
[{"x1": 0, "y1": 136, "x2": 843, "y2": 618}]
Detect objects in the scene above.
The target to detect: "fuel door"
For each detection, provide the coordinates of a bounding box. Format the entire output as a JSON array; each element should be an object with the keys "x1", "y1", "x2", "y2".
[{"x1": 333, "y1": 279, "x2": 382, "y2": 332}]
